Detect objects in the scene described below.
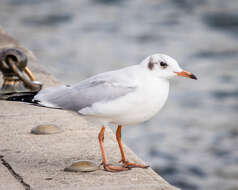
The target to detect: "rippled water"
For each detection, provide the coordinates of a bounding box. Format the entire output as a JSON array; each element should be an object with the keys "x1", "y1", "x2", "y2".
[{"x1": 1, "y1": 0, "x2": 238, "y2": 189}]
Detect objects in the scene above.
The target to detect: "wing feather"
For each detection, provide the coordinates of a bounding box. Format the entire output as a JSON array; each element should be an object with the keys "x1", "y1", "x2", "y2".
[{"x1": 34, "y1": 71, "x2": 137, "y2": 112}]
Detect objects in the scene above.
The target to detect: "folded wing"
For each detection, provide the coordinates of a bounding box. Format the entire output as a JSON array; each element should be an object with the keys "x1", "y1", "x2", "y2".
[{"x1": 34, "y1": 72, "x2": 137, "y2": 113}]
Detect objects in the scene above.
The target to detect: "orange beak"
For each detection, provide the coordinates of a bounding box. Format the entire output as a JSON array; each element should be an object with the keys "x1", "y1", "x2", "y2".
[{"x1": 175, "y1": 71, "x2": 197, "y2": 80}]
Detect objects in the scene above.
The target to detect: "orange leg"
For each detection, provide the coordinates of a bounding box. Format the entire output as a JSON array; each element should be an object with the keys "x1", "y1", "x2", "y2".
[
  {"x1": 116, "y1": 125, "x2": 149, "y2": 169},
  {"x1": 98, "y1": 126, "x2": 128, "y2": 172}
]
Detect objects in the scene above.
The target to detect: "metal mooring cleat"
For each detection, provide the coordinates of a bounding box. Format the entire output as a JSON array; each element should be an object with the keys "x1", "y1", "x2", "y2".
[{"x1": 0, "y1": 48, "x2": 42, "y2": 100}]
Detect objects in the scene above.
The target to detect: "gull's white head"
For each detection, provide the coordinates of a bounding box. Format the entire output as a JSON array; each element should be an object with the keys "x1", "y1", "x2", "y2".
[{"x1": 140, "y1": 53, "x2": 197, "y2": 80}]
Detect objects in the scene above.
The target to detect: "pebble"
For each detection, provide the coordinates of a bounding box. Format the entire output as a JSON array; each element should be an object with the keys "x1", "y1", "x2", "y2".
[
  {"x1": 31, "y1": 124, "x2": 62, "y2": 135},
  {"x1": 64, "y1": 160, "x2": 99, "y2": 172}
]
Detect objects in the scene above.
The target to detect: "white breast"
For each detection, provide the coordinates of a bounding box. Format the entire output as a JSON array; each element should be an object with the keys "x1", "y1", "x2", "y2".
[
  {"x1": 86, "y1": 72, "x2": 170, "y2": 126},
  {"x1": 113, "y1": 78, "x2": 169, "y2": 125}
]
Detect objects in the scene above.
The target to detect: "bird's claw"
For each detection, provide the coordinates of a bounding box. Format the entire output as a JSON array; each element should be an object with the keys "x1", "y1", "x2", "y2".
[
  {"x1": 103, "y1": 164, "x2": 129, "y2": 172},
  {"x1": 119, "y1": 160, "x2": 149, "y2": 169}
]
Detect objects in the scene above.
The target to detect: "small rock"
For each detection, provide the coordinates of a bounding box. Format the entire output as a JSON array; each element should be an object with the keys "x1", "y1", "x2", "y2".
[
  {"x1": 31, "y1": 124, "x2": 62, "y2": 135},
  {"x1": 45, "y1": 177, "x2": 53, "y2": 180},
  {"x1": 64, "y1": 160, "x2": 99, "y2": 172}
]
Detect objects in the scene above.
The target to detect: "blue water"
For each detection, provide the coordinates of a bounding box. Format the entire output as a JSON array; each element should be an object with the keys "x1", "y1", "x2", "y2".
[{"x1": 1, "y1": 0, "x2": 238, "y2": 189}]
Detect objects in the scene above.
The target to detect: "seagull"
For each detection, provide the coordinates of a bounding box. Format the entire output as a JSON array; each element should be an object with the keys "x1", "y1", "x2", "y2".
[{"x1": 33, "y1": 53, "x2": 197, "y2": 172}]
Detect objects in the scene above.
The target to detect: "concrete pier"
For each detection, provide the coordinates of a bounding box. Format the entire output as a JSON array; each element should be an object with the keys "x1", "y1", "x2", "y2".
[{"x1": 0, "y1": 28, "x2": 179, "y2": 190}]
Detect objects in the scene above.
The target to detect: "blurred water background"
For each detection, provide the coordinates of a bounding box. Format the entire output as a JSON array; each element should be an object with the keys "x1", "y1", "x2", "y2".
[{"x1": 1, "y1": 0, "x2": 238, "y2": 189}]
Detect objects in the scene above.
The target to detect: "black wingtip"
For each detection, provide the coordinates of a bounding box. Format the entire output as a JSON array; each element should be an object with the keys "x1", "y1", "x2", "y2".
[{"x1": 6, "y1": 93, "x2": 38, "y2": 104}]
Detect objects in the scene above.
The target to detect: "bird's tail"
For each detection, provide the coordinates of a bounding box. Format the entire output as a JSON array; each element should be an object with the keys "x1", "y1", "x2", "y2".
[
  {"x1": 5, "y1": 92, "x2": 39, "y2": 105},
  {"x1": 5, "y1": 93, "x2": 62, "y2": 110}
]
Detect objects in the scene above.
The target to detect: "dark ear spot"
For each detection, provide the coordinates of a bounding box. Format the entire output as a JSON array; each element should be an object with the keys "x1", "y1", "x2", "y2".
[
  {"x1": 148, "y1": 57, "x2": 154, "y2": 70},
  {"x1": 148, "y1": 62, "x2": 154, "y2": 70}
]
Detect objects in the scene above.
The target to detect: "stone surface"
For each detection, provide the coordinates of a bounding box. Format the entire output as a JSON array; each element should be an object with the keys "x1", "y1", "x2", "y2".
[
  {"x1": 0, "y1": 28, "x2": 179, "y2": 190},
  {"x1": 0, "y1": 163, "x2": 24, "y2": 190}
]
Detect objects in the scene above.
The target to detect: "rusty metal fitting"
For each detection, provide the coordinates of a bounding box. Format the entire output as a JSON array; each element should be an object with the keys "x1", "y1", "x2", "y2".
[{"x1": 0, "y1": 48, "x2": 43, "y2": 99}]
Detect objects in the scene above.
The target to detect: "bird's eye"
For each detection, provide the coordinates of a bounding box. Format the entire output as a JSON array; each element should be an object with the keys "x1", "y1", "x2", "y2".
[{"x1": 160, "y1": 62, "x2": 168, "y2": 68}]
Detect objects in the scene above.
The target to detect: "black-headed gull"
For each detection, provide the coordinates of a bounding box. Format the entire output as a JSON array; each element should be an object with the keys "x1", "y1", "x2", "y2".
[{"x1": 34, "y1": 53, "x2": 197, "y2": 172}]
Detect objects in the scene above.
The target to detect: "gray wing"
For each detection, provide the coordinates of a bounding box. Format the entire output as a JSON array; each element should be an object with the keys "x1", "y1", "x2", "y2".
[{"x1": 34, "y1": 73, "x2": 136, "y2": 112}]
